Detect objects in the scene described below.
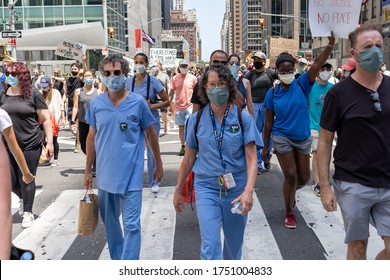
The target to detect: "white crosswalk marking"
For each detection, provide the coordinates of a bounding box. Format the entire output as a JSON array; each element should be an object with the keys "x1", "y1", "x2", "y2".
[{"x1": 11, "y1": 186, "x2": 385, "y2": 260}]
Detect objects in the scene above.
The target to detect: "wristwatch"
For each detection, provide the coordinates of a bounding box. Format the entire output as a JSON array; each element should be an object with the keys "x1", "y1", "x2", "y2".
[{"x1": 70, "y1": 120, "x2": 76, "y2": 125}]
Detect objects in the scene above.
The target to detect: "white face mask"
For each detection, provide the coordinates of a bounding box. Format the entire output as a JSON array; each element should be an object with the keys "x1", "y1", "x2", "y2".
[
  {"x1": 179, "y1": 67, "x2": 188, "y2": 74},
  {"x1": 319, "y1": 70, "x2": 331, "y2": 81},
  {"x1": 278, "y1": 73, "x2": 295, "y2": 85},
  {"x1": 135, "y1": 64, "x2": 146, "y2": 74}
]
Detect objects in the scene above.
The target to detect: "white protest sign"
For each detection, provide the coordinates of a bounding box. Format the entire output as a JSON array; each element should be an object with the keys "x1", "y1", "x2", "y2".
[
  {"x1": 309, "y1": 0, "x2": 361, "y2": 38},
  {"x1": 55, "y1": 39, "x2": 87, "y2": 61},
  {"x1": 149, "y1": 48, "x2": 177, "y2": 68}
]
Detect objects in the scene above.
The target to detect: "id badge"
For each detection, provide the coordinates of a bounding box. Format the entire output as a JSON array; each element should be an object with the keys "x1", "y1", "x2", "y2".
[{"x1": 222, "y1": 173, "x2": 236, "y2": 189}]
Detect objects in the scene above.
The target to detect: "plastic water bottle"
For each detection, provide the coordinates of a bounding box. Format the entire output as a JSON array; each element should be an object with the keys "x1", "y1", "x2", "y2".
[
  {"x1": 151, "y1": 182, "x2": 160, "y2": 194},
  {"x1": 231, "y1": 201, "x2": 242, "y2": 214},
  {"x1": 72, "y1": 126, "x2": 78, "y2": 134}
]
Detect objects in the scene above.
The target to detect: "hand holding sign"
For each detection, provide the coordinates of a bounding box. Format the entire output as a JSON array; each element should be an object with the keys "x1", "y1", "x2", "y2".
[{"x1": 309, "y1": 0, "x2": 361, "y2": 38}]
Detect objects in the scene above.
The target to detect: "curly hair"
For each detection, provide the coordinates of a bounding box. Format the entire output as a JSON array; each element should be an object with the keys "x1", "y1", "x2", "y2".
[
  {"x1": 8, "y1": 62, "x2": 33, "y2": 99},
  {"x1": 198, "y1": 64, "x2": 237, "y2": 105},
  {"x1": 98, "y1": 54, "x2": 130, "y2": 76}
]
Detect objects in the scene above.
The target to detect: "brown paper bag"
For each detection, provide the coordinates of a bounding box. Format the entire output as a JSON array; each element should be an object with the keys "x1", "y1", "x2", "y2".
[{"x1": 77, "y1": 191, "x2": 99, "y2": 236}]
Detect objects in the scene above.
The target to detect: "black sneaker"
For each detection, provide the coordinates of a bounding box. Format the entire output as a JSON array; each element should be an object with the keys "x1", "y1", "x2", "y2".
[
  {"x1": 178, "y1": 145, "x2": 185, "y2": 156},
  {"x1": 313, "y1": 184, "x2": 321, "y2": 197},
  {"x1": 264, "y1": 161, "x2": 271, "y2": 171}
]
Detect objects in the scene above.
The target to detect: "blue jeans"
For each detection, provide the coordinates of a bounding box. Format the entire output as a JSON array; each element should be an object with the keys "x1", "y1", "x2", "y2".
[
  {"x1": 254, "y1": 102, "x2": 272, "y2": 170},
  {"x1": 147, "y1": 122, "x2": 160, "y2": 186},
  {"x1": 98, "y1": 189, "x2": 142, "y2": 260}
]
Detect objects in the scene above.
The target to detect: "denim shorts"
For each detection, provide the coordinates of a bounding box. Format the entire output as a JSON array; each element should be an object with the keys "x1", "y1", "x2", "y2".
[
  {"x1": 175, "y1": 107, "x2": 192, "y2": 126},
  {"x1": 333, "y1": 179, "x2": 390, "y2": 244},
  {"x1": 272, "y1": 134, "x2": 312, "y2": 155}
]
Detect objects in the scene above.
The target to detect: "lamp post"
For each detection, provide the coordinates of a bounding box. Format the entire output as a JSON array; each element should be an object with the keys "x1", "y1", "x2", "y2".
[
  {"x1": 8, "y1": 0, "x2": 18, "y2": 59},
  {"x1": 260, "y1": 12, "x2": 308, "y2": 58}
]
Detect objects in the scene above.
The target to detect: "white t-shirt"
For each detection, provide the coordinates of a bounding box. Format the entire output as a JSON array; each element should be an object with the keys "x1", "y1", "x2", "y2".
[{"x1": 0, "y1": 108, "x2": 12, "y2": 133}]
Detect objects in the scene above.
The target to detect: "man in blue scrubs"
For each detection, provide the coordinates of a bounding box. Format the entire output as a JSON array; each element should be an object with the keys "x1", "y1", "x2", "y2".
[{"x1": 84, "y1": 54, "x2": 163, "y2": 260}]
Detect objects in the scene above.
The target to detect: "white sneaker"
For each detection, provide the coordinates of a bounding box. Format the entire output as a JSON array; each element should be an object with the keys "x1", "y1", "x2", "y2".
[
  {"x1": 19, "y1": 199, "x2": 23, "y2": 215},
  {"x1": 151, "y1": 184, "x2": 160, "y2": 193},
  {"x1": 51, "y1": 160, "x2": 59, "y2": 167},
  {"x1": 22, "y1": 212, "x2": 34, "y2": 228},
  {"x1": 144, "y1": 150, "x2": 148, "y2": 160}
]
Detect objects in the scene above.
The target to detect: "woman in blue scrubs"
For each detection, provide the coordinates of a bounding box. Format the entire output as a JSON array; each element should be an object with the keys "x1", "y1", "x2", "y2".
[
  {"x1": 262, "y1": 34, "x2": 335, "y2": 229},
  {"x1": 173, "y1": 64, "x2": 261, "y2": 260}
]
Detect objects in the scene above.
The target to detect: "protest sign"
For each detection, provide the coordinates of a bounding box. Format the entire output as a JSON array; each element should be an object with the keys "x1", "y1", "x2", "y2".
[
  {"x1": 55, "y1": 39, "x2": 87, "y2": 61},
  {"x1": 149, "y1": 48, "x2": 177, "y2": 68},
  {"x1": 383, "y1": 0, "x2": 390, "y2": 36},
  {"x1": 268, "y1": 37, "x2": 299, "y2": 67},
  {"x1": 309, "y1": 0, "x2": 361, "y2": 38}
]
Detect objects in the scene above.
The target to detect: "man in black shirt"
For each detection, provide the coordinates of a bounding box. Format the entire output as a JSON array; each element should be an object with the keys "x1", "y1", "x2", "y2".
[
  {"x1": 318, "y1": 25, "x2": 390, "y2": 260},
  {"x1": 244, "y1": 51, "x2": 277, "y2": 174}
]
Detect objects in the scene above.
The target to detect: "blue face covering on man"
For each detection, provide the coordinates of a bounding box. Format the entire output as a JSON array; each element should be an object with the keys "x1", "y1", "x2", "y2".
[
  {"x1": 354, "y1": 46, "x2": 384, "y2": 73},
  {"x1": 103, "y1": 75, "x2": 126, "y2": 92}
]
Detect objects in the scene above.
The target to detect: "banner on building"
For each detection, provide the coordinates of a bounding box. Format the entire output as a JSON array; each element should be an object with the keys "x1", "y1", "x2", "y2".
[
  {"x1": 149, "y1": 48, "x2": 177, "y2": 68},
  {"x1": 383, "y1": 0, "x2": 390, "y2": 36},
  {"x1": 309, "y1": 0, "x2": 361, "y2": 38},
  {"x1": 268, "y1": 37, "x2": 299, "y2": 68},
  {"x1": 54, "y1": 39, "x2": 87, "y2": 62}
]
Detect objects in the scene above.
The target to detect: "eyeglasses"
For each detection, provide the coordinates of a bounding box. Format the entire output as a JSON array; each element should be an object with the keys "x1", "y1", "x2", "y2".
[
  {"x1": 212, "y1": 60, "x2": 228, "y2": 65},
  {"x1": 207, "y1": 83, "x2": 227, "y2": 89},
  {"x1": 5, "y1": 71, "x2": 17, "y2": 77},
  {"x1": 229, "y1": 61, "x2": 239, "y2": 66},
  {"x1": 103, "y1": 70, "x2": 122, "y2": 77},
  {"x1": 368, "y1": 90, "x2": 382, "y2": 112},
  {"x1": 278, "y1": 70, "x2": 295, "y2": 75}
]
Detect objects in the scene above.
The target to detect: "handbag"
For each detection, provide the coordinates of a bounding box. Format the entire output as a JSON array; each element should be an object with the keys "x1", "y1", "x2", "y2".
[
  {"x1": 77, "y1": 190, "x2": 99, "y2": 236},
  {"x1": 182, "y1": 172, "x2": 195, "y2": 204},
  {"x1": 38, "y1": 145, "x2": 49, "y2": 164}
]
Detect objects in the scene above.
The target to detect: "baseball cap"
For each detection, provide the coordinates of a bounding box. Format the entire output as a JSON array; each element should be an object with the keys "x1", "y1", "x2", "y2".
[
  {"x1": 298, "y1": 57, "x2": 308, "y2": 65},
  {"x1": 253, "y1": 51, "x2": 267, "y2": 60},
  {"x1": 342, "y1": 58, "x2": 356, "y2": 71},
  {"x1": 322, "y1": 61, "x2": 333, "y2": 68},
  {"x1": 39, "y1": 76, "x2": 51, "y2": 88},
  {"x1": 179, "y1": 59, "x2": 189, "y2": 66}
]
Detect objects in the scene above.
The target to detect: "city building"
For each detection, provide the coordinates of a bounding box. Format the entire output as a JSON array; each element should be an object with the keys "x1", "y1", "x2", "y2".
[
  {"x1": 221, "y1": 0, "x2": 233, "y2": 55},
  {"x1": 242, "y1": 0, "x2": 263, "y2": 52},
  {"x1": 230, "y1": 0, "x2": 243, "y2": 55}
]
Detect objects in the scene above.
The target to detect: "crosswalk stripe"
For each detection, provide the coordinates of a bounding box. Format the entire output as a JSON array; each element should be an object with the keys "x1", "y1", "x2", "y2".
[{"x1": 11, "y1": 184, "x2": 385, "y2": 260}]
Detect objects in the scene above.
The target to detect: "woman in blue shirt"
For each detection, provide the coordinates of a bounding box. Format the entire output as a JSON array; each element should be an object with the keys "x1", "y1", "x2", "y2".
[
  {"x1": 262, "y1": 35, "x2": 335, "y2": 229},
  {"x1": 173, "y1": 64, "x2": 261, "y2": 260}
]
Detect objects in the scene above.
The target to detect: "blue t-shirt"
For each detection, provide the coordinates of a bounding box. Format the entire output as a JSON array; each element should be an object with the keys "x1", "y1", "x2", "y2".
[
  {"x1": 125, "y1": 74, "x2": 164, "y2": 124},
  {"x1": 86, "y1": 92, "x2": 155, "y2": 194},
  {"x1": 309, "y1": 81, "x2": 333, "y2": 131},
  {"x1": 185, "y1": 104, "x2": 262, "y2": 177},
  {"x1": 264, "y1": 72, "x2": 313, "y2": 140}
]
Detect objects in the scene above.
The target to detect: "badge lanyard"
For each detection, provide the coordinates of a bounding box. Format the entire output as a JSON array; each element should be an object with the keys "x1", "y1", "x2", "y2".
[{"x1": 210, "y1": 103, "x2": 230, "y2": 198}]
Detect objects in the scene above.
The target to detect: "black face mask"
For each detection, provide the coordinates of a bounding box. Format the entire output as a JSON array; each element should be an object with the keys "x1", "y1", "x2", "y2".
[
  {"x1": 253, "y1": 61, "x2": 264, "y2": 70},
  {"x1": 71, "y1": 71, "x2": 79, "y2": 76}
]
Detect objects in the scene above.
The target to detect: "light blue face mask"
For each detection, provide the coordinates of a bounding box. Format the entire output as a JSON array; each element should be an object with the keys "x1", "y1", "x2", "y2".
[
  {"x1": 102, "y1": 75, "x2": 126, "y2": 92},
  {"x1": 207, "y1": 86, "x2": 229, "y2": 107},
  {"x1": 355, "y1": 46, "x2": 384, "y2": 73},
  {"x1": 6, "y1": 75, "x2": 19, "y2": 87},
  {"x1": 229, "y1": 64, "x2": 239, "y2": 80},
  {"x1": 84, "y1": 77, "x2": 93, "y2": 85}
]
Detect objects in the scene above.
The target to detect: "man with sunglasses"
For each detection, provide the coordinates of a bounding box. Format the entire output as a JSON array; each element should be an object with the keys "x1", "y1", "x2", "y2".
[
  {"x1": 318, "y1": 25, "x2": 390, "y2": 260},
  {"x1": 84, "y1": 54, "x2": 163, "y2": 260}
]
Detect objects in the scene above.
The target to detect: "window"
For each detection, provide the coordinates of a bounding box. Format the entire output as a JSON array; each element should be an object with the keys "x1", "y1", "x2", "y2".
[
  {"x1": 64, "y1": 7, "x2": 83, "y2": 24},
  {"x1": 44, "y1": 0, "x2": 63, "y2": 4},
  {"x1": 44, "y1": 7, "x2": 63, "y2": 26},
  {"x1": 65, "y1": 0, "x2": 82, "y2": 4},
  {"x1": 23, "y1": 0, "x2": 43, "y2": 5}
]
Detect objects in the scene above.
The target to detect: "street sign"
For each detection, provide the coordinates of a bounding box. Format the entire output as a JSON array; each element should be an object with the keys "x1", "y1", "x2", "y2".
[
  {"x1": 0, "y1": 19, "x2": 7, "y2": 24},
  {"x1": 1, "y1": 31, "x2": 22, "y2": 38}
]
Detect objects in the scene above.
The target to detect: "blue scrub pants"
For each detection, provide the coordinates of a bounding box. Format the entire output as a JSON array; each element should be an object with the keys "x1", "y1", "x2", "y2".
[
  {"x1": 254, "y1": 102, "x2": 272, "y2": 170},
  {"x1": 195, "y1": 174, "x2": 248, "y2": 260},
  {"x1": 147, "y1": 122, "x2": 160, "y2": 186},
  {"x1": 98, "y1": 189, "x2": 142, "y2": 260}
]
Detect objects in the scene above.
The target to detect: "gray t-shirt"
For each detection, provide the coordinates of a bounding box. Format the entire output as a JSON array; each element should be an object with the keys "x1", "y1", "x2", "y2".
[
  {"x1": 78, "y1": 87, "x2": 98, "y2": 123},
  {"x1": 245, "y1": 69, "x2": 276, "y2": 103}
]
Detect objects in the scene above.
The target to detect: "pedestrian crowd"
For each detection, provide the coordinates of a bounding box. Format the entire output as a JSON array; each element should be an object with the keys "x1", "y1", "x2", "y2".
[{"x1": 0, "y1": 25, "x2": 389, "y2": 261}]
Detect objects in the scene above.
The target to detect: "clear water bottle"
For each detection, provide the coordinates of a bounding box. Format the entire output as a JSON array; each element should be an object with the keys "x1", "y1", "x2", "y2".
[
  {"x1": 72, "y1": 126, "x2": 78, "y2": 134},
  {"x1": 231, "y1": 201, "x2": 242, "y2": 214},
  {"x1": 151, "y1": 181, "x2": 160, "y2": 193}
]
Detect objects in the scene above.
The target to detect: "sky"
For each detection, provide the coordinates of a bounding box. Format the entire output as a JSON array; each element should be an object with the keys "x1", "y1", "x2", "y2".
[{"x1": 184, "y1": 0, "x2": 226, "y2": 61}]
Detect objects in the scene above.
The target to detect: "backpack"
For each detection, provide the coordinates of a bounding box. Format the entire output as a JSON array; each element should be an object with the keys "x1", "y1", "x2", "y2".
[{"x1": 184, "y1": 105, "x2": 245, "y2": 209}]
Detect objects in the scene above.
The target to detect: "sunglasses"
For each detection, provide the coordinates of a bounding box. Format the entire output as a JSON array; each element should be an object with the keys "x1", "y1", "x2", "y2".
[
  {"x1": 103, "y1": 70, "x2": 122, "y2": 77},
  {"x1": 368, "y1": 90, "x2": 382, "y2": 112},
  {"x1": 5, "y1": 71, "x2": 17, "y2": 77},
  {"x1": 229, "y1": 61, "x2": 240, "y2": 66},
  {"x1": 212, "y1": 60, "x2": 228, "y2": 65}
]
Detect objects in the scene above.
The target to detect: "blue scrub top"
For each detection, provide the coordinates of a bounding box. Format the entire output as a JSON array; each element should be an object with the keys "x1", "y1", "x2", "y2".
[
  {"x1": 125, "y1": 74, "x2": 164, "y2": 124},
  {"x1": 264, "y1": 72, "x2": 313, "y2": 140},
  {"x1": 185, "y1": 104, "x2": 262, "y2": 177},
  {"x1": 86, "y1": 92, "x2": 155, "y2": 194}
]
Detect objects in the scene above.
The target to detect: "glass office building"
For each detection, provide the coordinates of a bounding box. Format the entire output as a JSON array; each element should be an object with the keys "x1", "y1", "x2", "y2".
[{"x1": 0, "y1": 0, "x2": 127, "y2": 71}]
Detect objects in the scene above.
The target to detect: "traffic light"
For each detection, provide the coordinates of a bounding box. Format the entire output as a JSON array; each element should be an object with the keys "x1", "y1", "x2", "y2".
[
  {"x1": 259, "y1": 18, "x2": 264, "y2": 30},
  {"x1": 108, "y1": 27, "x2": 115, "y2": 40},
  {"x1": 184, "y1": 50, "x2": 187, "y2": 57},
  {"x1": 0, "y1": 43, "x2": 6, "y2": 58}
]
